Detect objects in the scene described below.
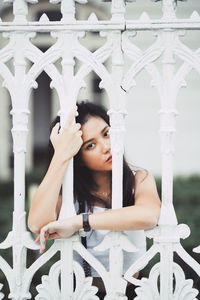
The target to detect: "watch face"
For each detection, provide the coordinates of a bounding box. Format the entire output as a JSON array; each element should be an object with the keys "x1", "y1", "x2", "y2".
[
  {"x1": 83, "y1": 212, "x2": 91, "y2": 232},
  {"x1": 84, "y1": 226, "x2": 90, "y2": 232}
]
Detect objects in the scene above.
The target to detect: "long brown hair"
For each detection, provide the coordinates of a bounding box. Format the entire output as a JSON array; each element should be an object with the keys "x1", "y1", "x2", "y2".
[{"x1": 73, "y1": 101, "x2": 134, "y2": 212}]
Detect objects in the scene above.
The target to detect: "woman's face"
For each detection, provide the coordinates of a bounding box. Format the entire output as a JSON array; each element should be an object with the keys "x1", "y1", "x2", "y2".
[{"x1": 80, "y1": 116, "x2": 112, "y2": 172}]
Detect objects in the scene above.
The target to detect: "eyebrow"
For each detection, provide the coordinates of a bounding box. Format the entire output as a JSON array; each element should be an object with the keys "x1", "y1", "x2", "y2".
[{"x1": 82, "y1": 125, "x2": 109, "y2": 148}]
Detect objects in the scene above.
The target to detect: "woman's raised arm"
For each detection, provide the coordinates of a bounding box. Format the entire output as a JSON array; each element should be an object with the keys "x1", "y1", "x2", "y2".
[
  {"x1": 28, "y1": 154, "x2": 68, "y2": 234},
  {"x1": 28, "y1": 108, "x2": 83, "y2": 234}
]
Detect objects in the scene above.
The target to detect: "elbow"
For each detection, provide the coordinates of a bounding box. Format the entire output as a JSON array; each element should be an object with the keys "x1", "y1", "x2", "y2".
[
  {"x1": 140, "y1": 217, "x2": 158, "y2": 230},
  {"x1": 144, "y1": 216, "x2": 158, "y2": 229},
  {"x1": 140, "y1": 208, "x2": 160, "y2": 230},
  {"x1": 29, "y1": 226, "x2": 40, "y2": 235},
  {"x1": 28, "y1": 218, "x2": 41, "y2": 234},
  {"x1": 28, "y1": 213, "x2": 42, "y2": 234},
  {"x1": 28, "y1": 205, "x2": 41, "y2": 234},
  {"x1": 147, "y1": 207, "x2": 160, "y2": 229},
  {"x1": 28, "y1": 212, "x2": 57, "y2": 234}
]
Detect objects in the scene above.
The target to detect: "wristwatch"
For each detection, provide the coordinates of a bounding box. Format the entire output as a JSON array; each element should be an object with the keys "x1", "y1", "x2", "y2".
[{"x1": 79, "y1": 212, "x2": 91, "y2": 237}]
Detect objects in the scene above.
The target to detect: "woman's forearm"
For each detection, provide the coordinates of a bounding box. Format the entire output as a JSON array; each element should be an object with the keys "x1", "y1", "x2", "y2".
[
  {"x1": 37, "y1": 196, "x2": 160, "y2": 253},
  {"x1": 28, "y1": 154, "x2": 70, "y2": 233},
  {"x1": 38, "y1": 203, "x2": 160, "y2": 253},
  {"x1": 73, "y1": 204, "x2": 160, "y2": 232},
  {"x1": 28, "y1": 109, "x2": 83, "y2": 234}
]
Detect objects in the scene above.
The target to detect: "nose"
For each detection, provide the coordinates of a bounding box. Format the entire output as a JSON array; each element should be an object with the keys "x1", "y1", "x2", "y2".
[{"x1": 101, "y1": 138, "x2": 111, "y2": 154}]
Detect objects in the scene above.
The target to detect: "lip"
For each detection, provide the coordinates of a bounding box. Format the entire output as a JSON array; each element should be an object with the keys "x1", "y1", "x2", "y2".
[{"x1": 106, "y1": 155, "x2": 112, "y2": 163}]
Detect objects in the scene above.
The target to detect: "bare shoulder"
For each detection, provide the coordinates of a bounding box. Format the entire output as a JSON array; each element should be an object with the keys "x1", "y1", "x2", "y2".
[
  {"x1": 134, "y1": 169, "x2": 155, "y2": 185},
  {"x1": 134, "y1": 169, "x2": 160, "y2": 207},
  {"x1": 135, "y1": 169, "x2": 148, "y2": 180}
]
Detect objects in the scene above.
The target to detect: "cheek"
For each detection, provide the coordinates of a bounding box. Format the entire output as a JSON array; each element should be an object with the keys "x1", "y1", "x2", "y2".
[
  {"x1": 81, "y1": 150, "x2": 99, "y2": 168},
  {"x1": 81, "y1": 151, "x2": 92, "y2": 165}
]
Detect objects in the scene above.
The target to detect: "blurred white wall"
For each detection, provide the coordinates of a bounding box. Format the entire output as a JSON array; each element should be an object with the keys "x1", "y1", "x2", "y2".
[{"x1": 122, "y1": 0, "x2": 200, "y2": 176}]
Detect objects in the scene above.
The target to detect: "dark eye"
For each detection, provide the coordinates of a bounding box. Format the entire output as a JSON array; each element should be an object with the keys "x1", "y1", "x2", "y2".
[
  {"x1": 104, "y1": 130, "x2": 110, "y2": 137},
  {"x1": 86, "y1": 143, "x2": 95, "y2": 150}
]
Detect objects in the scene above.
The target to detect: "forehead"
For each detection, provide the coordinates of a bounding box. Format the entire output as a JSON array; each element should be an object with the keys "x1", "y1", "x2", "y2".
[{"x1": 81, "y1": 116, "x2": 108, "y2": 140}]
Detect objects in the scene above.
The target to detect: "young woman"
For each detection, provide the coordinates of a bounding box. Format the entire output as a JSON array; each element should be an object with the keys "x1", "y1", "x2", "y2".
[{"x1": 28, "y1": 101, "x2": 161, "y2": 299}]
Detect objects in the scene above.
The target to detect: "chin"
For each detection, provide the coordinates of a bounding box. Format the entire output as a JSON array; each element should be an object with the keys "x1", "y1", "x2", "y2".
[{"x1": 89, "y1": 163, "x2": 112, "y2": 172}]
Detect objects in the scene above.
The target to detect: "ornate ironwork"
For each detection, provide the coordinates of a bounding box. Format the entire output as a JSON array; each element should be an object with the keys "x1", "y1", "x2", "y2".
[{"x1": 0, "y1": 0, "x2": 199, "y2": 299}]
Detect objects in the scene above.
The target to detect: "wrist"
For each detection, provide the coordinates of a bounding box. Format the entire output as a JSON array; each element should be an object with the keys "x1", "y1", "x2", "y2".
[
  {"x1": 78, "y1": 213, "x2": 92, "y2": 237},
  {"x1": 52, "y1": 152, "x2": 71, "y2": 166},
  {"x1": 72, "y1": 214, "x2": 82, "y2": 231}
]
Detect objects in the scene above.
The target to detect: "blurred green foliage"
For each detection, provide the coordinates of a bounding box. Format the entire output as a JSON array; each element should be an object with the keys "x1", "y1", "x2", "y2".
[
  {"x1": 155, "y1": 175, "x2": 200, "y2": 248},
  {"x1": 0, "y1": 173, "x2": 200, "y2": 298}
]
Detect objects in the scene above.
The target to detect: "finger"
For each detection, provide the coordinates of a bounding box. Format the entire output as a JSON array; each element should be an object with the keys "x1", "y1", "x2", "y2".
[
  {"x1": 39, "y1": 236, "x2": 46, "y2": 254},
  {"x1": 51, "y1": 123, "x2": 60, "y2": 137},
  {"x1": 39, "y1": 227, "x2": 48, "y2": 254},
  {"x1": 71, "y1": 123, "x2": 81, "y2": 132},
  {"x1": 47, "y1": 233, "x2": 60, "y2": 240},
  {"x1": 34, "y1": 235, "x2": 40, "y2": 244},
  {"x1": 76, "y1": 130, "x2": 82, "y2": 137},
  {"x1": 39, "y1": 234, "x2": 45, "y2": 254}
]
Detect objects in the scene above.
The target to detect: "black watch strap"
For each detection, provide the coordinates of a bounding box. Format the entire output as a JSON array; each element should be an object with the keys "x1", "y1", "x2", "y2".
[{"x1": 82, "y1": 212, "x2": 91, "y2": 232}]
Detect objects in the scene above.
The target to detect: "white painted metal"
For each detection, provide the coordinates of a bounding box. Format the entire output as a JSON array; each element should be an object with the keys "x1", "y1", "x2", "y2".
[
  {"x1": 0, "y1": 0, "x2": 199, "y2": 299},
  {"x1": 123, "y1": 1, "x2": 200, "y2": 299},
  {"x1": 0, "y1": 85, "x2": 11, "y2": 181}
]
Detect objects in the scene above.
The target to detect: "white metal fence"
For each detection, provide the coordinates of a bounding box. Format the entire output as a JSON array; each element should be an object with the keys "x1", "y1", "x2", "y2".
[{"x1": 0, "y1": 0, "x2": 200, "y2": 299}]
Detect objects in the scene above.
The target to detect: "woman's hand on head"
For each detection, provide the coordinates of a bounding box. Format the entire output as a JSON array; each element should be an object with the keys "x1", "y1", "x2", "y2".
[
  {"x1": 50, "y1": 108, "x2": 83, "y2": 162},
  {"x1": 36, "y1": 217, "x2": 80, "y2": 253}
]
